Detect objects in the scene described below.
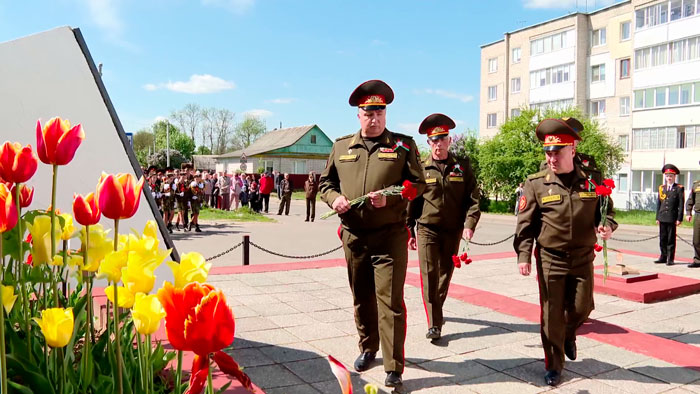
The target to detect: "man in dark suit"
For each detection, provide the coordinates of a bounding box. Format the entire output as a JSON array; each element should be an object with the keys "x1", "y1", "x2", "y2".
[{"x1": 655, "y1": 164, "x2": 685, "y2": 266}]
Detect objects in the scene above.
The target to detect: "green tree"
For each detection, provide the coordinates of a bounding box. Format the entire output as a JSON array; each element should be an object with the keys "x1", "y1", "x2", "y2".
[
  {"x1": 132, "y1": 130, "x2": 155, "y2": 166},
  {"x1": 450, "y1": 130, "x2": 489, "y2": 211},
  {"x1": 195, "y1": 145, "x2": 212, "y2": 155},
  {"x1": 152, "y1": 120, "x2": 196, "y2": 160},
  {"x1": 478, "y1": 107, "x2": 624, "y2": 203},
  {"x1": 232, "y1": 116, "x2": 266, "y2": 150},
  {"x1": 147, "y1": 149, "x2": 185, "y2": 169}
]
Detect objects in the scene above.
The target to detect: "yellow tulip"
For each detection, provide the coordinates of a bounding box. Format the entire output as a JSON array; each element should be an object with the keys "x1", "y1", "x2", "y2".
[
  {"x1": 97, "y1": 250, "x2": 128, "y2": 282},
  {"x1": 121, "y1": 259, "x2": 157, "y2": 295},
  {"x1": 364, "y1": 384, "x2": 379, "y2": 394},
  {"x1": 51, "y1": 255, "x2": 64, "y2": 266},
  {"x1": 68, "y1": 254, "x2": 83, "y2": 268},
  {"x1": 26, "y1": 215, "x2": 61, "y2": 265},
  {"x1": 104, "y1": 286, "x2": 135, "y2": 309},
  {"x1": 131, "y1": 293, "x2": 165, "y2": 335},
  {"x1": 143, "y1": 220, "x2": 158, "y2": 239},
  {"x1": 2, "y1": 285, "x2": 17, "y2": 314},
  {"x1": 33, "y1": 308, "x2": 74, "y2": 348},
  {"x1": 59, "y1": 213, "x2": 75, "y2": 241},
  {"x1": 167, "y1": 252, "x2": 212, "y2": 289},
  {"x1": 79, "y1": 224, "x2": 113, "y2": 272}
]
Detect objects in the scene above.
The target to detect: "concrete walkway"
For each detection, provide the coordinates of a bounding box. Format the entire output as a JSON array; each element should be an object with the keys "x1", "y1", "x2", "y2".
[{"x1": 173, "y1": 200, "x2": 700, "y2": 393}]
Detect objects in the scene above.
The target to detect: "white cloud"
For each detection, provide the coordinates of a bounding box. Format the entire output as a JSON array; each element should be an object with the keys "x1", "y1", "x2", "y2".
[
  {"x1": 419, "y1": 89, "x2": 474, "y2": 103},
  {"x1": 82, "y1": 0, "x2": 139, "y2": 51},
  {"x1": 523, "y1": 0, "x2": 616, "y2": 9},
  {"x1": 201, "y1": 0, "x2": 255, "y2": 14},
  {"x1": 397, "y1": 123, "x2": 420, "y2": 133},
  {"x1": 266, "y1": 98, "x2": 296, "y2": 104},
  {"x1": 144, "y1": 74, "x2": 236, "y2": 94},
  {"x1": 243, "y1": 109, "x2": 273, "y2": 119}
]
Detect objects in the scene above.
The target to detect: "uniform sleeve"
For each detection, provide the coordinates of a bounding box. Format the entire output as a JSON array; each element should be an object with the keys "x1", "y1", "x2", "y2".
[
  {"x1": 687, "y1": 186, "x2": 696, "y2": 216},
  {"x1": 513, "y1": 180, "x2": 540, "y2": 264},
  {"x1": 655, "y1": 186, "x2": 661, "y2": 221},
  {"x1": 319, "y1": 144, "x2": 342, "y2": 208},
  {"x1": 677, "y1": 186, "x2": 685, "y2": 222},
  {"x1": 406, "y1": 196, "x2": 422, "y2": 237},
  {"x1": 464, "y1": 158, "x2": 481, "y2": 231},
  {"x1": 386, "y1": 138, "x2": 426, "y2": 208}
]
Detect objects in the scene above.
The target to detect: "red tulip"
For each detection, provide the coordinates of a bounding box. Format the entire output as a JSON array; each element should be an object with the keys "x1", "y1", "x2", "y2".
[
  {"x1": 35, "y1": 117, "x2": 85, "y2": 166},
  {"x1": 401, "y1": 180, "x2": 417, "y2": 201},
  {"x1": 0, "y1": 183, "x2": 18, "y2": 233},
  {"x1": 0, "y1": 142, "x2": 39, "y2": 184},
  {"x1": 96, "y1": 173, "x2": 144, "y2": 220},
  {"x1": 73, "y1": 192, "x2": 101, "y2": 226},
  {"x1": 10, "y1": 184, "x2": 34, "y2": 208},
  {"x1": 603, "y1": 179, "x2": 616, "y2": 189},
  {"x1": 158, "y1": 282, "x2": 252, "y2": 393}
]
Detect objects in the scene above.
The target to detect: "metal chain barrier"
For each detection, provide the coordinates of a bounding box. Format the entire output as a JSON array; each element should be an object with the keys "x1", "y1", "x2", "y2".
[
  {"x1": 609, "y1": 234, "x2": 659, "y2": 243},
  {"x1": 205, "y1": 241, "x2": 243, "y2": 262},
  {"x1": 470, "y1": 234, "x2": 514, "y2": 246},
  {"x1": 678, "y1": 235, "x2": 694, "y2": 247},
  {"x1": 249, "y1": 241, "x2": 343, "y2": 260}
]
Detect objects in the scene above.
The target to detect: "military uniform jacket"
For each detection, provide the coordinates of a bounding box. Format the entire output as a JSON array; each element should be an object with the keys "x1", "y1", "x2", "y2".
[
  {"x1": 190, "y1": 183, "x2": 204, "y2": 202},
  {"x1": 160, "y1": 182, "x2": 175, "y2": 206},
  {"x1": 320, "y1": 128, "x2": 426, "y2": 230},
  {"x1": 687, "y1": 181, "x2": 700, "y2": 215},
  {"x1": 656, "y1": 183, "x2": 684, "y2": 223},
  {"x1": 514, "y1": 164, "x2": 617, "y2": 264},
  {"x1": 407, "y1": 153, "x2": 481, "y2": 233}
]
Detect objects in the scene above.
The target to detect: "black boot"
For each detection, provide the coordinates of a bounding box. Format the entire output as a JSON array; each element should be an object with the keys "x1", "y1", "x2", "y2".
[
  {"x1": 654, "y1": 256, "x2": 667, "y2": 264},
  {"x1": 544, "y1": 370, "x2": 561, "y2": 386},
  {"x1": 175, "y1": 223, "x2": 181, "y2": 231},
  {"x1": 426, "y1": 327, "x2": 441, "y2": 339},
  {"x1": 195, "y1": 225, "x2": 202, "y2": 233},
  {"x1": 385, "y1": 371, "x2": 402, "y2": 387},
  {"x1": 565, "y1": 339, "x2": 577, "y2": 360},
  {"x1": 353, "y1": 352, "x2": 376, "y2": 372}
]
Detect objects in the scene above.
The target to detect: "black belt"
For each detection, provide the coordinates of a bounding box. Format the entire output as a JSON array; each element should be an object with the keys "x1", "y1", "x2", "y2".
[{"x1": 540, "y1": 246, "x2": 592, "y2": 259}]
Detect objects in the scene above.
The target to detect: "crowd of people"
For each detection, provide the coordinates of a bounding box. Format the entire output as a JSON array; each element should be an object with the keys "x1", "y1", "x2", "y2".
[{"x1": 143, "y1": 166, "x2": 322, "y2": 232}]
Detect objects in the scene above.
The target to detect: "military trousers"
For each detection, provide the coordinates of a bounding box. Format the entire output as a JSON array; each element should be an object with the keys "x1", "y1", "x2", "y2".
[
  {"x1": 535, "y1": 246, "x2": 595, "y2": 373},
  {"x1": 417, "y1": 224, "x2": 462, "y2": 329},
  {"x1": 658, "y1": 221, "x2": 677, "y2": 262},
  {"x1": 693, "y1": 215, "x2": 700, "y2": 264},
  {"x1": 341, "y1": 224, "x2": 408, "y2": 373}
]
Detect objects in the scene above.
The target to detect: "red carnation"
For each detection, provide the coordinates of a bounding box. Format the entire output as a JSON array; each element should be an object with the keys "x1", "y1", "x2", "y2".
[
  {"x1": 401, "y1": 180, "x2": 417, "y2": 201},
  {"x1": 594, "y1": 243, "x2": 603, "y2": 252},
  {"x1": 452, "y1": 255, "x2": 461, "y2": 268},
  {"x1": 603, "y1": 179, "x2": 616, "y2": 189},
  {"x1": 595, "y1": 185, "x2": 612, "y2": 197}
]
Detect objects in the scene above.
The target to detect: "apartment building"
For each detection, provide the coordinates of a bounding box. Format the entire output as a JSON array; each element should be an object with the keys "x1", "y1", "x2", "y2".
[{"x1": 480, "y1": 0, "x2": 700, "y2": 210}]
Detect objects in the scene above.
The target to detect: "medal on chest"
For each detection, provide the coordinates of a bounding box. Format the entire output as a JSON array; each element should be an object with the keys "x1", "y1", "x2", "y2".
[{"x1": 392, "y1": 139, "x2": 409, "y2": 152}]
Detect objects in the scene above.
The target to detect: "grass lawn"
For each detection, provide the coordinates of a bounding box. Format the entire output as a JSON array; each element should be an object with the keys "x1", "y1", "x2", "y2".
[
  {"x1": 197, "y1": 207, "x2": 275, "y2": 222},
  {"x1": 291, "y1": 191, "x2": 320, "y2": 201},
  {"x1": 615, "y1": 209, "x2": 693, "y2": 228}
]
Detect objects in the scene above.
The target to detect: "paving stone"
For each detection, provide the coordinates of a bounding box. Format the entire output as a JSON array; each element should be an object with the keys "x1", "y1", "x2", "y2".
[
  {"x1": 243, "y1": 364, "x2": 304, "y2": 389},
  {"x1": 660, "y1": 388, "x2": 697, "y2": 394},
  {"x1": 240, "y1": 328, "x2": 302, "y2": 346},
  {"x1": 468, "y1": 346, "x2": 535, "y2": 372},
  {"x1": 267, "y1": 313, "x2": 316, "y2": 328},
  {"x1": 673, "y1": 332, "x2": 700, "y2": 348},
  {"x1": 563, "y1": 356, "x2": 620, "y2": 377},
  {"x1": 285, "y1": 322, "x2": 346, "y2": 342},
  {"x1": 285, "y1": 357, "x2": 337, "y2": 383},
  {"x1": 247, "y1": 302, "x2": 300, "y2": 317},
  {"x1": 503, "y1": 360, "x2": 584, "y2": 388},
  {"x1": 287, "y1": 299, "x2": 339, "y2": 313},
  {"x1": 229, "y1": 305, "x2": 258, "y2": 319},
  {"x1": 550, "y1": 377, "x2": 630, "y2": 393},
  {"x1": 264, "y1": 383, "x2": 320, "y2": 394},
  {"x1": 308, "y1": 308, "x2": 355, "y2": 323},
  {"x1": 459, "y1": 371, "x2": 543, "y2": 394},
  {"x1": 273, "y1": 291, "x2": 319, "y2": 303},
  {"x1": 235, "y1": 316, "x2": 279, "y2": 333},
  {"x1": 684, "y1": 379, "x2": 700, "y2": 393},
  {"x1": 596, "y1": 367, "x2": 677, "y2": 393},
  {"x1": 418, "y1": 355, "x2": 497, "y2": 383},
  {"x1": 580, "y1": 343, "x2": 651, "y2": 368},
  {"x1": 397, "y1": 363, "x2": 456, "y2": 392},
  {"x1": 258, "y1": 342, "x2": 322, "y2": 363},
  {"x1": 628, "y1": 359, "x2": 700, "y2": 385},
  {"x1": 227, "y1": 347, "x2": 276, "y2": 367}
]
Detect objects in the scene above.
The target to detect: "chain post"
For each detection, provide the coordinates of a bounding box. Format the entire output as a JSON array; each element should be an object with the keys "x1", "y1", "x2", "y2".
[{"x1": 243, "y1": 235, "x2": 250, "y2": 266}]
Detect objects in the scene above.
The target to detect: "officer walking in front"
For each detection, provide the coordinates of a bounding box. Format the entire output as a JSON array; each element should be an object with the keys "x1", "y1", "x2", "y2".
[
  {"x1": 655, "y1": 164, "x2": 684, "y2": 266},
  {"x1": 319, "y1": 80, "x2": 425, "y2": 388},
  {"x1": 514, "y1": 118, "x2": 616, "y2": 386},
  {"x1": 685, "y1": 163, "x2": 700, "y2": 268},
  {"x1": 407, "y1": 113, "x2": 480, "y2": 340}
]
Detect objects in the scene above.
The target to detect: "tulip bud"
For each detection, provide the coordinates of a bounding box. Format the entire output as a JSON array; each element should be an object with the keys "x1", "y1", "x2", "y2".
[
  {"x1": 0, "y1": 141, "x2": 38, "y2": 184},
  {"x1": 73, "y1": 192, "x2": 101, "y2": 226},
  {"x1": 33, "y1": 308, "x2": 74, "y2": 348},
  {"x1": 10, "y1": 184, "x2": 34, "y2": 208},
  {"x1": 35, "y1": 117, "x2": 85, "y2": 166}
]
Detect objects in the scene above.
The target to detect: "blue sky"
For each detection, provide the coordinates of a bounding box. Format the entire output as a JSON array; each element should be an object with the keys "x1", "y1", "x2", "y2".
[{"x1": 0, "y1": 0, "x2": 621, "y2": 146}]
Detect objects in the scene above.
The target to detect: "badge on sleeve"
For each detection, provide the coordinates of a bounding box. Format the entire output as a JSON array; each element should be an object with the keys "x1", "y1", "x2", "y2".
[{"x1": 519, "y1": 195, "x2": 527, "y2": 211}]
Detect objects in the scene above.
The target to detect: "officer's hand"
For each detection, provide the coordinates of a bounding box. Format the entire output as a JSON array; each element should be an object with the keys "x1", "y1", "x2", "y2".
[
  {"x1": 408, "y1": 237, "x2": 417, "y2": 250},
  {"x1": 332, "y1": 196, "x2": 351, "y2": 214},
  {"x1": 597, "y1": 225, "x2": 613, "y2": 240},
  {"x1": 463, "y1": 228, "x2": 474, "y2": 240},
  {"x1": 656, "y1": 220, "x2": 660, "y2": 225},
  {"x1": 368, "y1": 192, "x2": 386, "y2": 208},
  {"x1": 518, "y1": 262, "x2": 531, "y2": 276},
  {"x1": 688, "y1": 215, "x2": 693, "y2": 222},
  {"x1": 676, "y1": 220, "x2": 681, "y2": 226}
]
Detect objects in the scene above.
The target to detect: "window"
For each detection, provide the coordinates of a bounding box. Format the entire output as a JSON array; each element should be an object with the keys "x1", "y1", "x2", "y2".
[
  {"x1": 696, "y1": 82, "x2": 700, "y2": 102},
  {"x1": 530, "y1": 99, "x2": 574, "y2": 112},
  {"x1": 651, "y1": 44, "x2": 667, "y2": 66},
  {"x1": 529, "y1": 63, "x2": 573, "y2": 88},
  {"x1": 488, "y1": 85, "x2": 497, "y2": 101},
  {"x1": 511, "y1": 108, "x2": 521, "y2": 117},
  {"x1": 681, "y1": 84, "x2": 692, "y2": 104},
  {"x1": 487, "y1": 113, "x2": 497, "y2": 128},
  {"x1": 620, "y1": 58, "x2": 630, "y2": 78},
  {"x1": 668, "y1": 85, "x2": 679, "y2": 105},
  {"x1": 530, "y1": 30, "x2": 572, "y2": 56},
  {"x1": 488, "y1": 58, "x2": 497, "y2": 73},
  {"x1": 618, "y1": 173, "x2": 629, "y2": 191},
  {"x1": 310, "y1": 135, "x2": 317, "y2": 144},
  {"x1": 512, "y1": 47, "x2": 521, "y2": 63},
  {"x1": 620, "y1": 96, "x2": 630, "y2": 116},
  {"x1": 511, "y1": 77, "x2": 521, "y2": 93},
  {"x1": 635, "y1": 47, "x2": 650, "y2": 69},
  {"x1": 590, "y1": 100, "x2": 606, "y2": 117},
  {"x1": 294, "y1": 160, "x2": 306, "y2": 174},
  {"x1": 645, "y1": 89, "x2": 654, "y2": 108},
  {"x1": 635, "y1": 90, "x2": 644, "y2": 108},
  {"x1": 618, "y1": 135, "x2": 630, "y2": 152},
  {"x1": 592, "y1": 28, "x2": 607, "y2": 47},
  {"x1": 656, "y1": 87, "x2": 667, "y2": 106},
  {"x1": 671, "y1": 40, "x2": 685, "y2": 63},
  {"x1": 632, "y1": 127, "x2": 688, "y2": 150},
  {"x1": 684, "y1": 0, "x2": 696, "y2": 17},
  {"x1": 671, "y1": 0, "x2": 682, "y2": 21},
  {"x1": 592, "y1": 64, "x2": 605, "y2": 82},
  {"x1": 636, "y1": 3, "x2": 669, "y2": 29},
  {"x1": 620, "y1": 21, "x2": 631, "y2": 41}
]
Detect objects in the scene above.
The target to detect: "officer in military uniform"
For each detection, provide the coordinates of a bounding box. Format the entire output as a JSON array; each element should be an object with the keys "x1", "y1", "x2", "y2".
[
  {"x1": 319, "y1": 80, "x2": 425, "y2": 388},
  {"x1": 407, "y1": 113, "x2": 480, "y2": 340},
  {"x1": 514, "y1": 118, "x2": 616, "y2": 386},
  {"x1": 686, "y1": 163, "x2": 700, "y2": 268},
  {"x1": 655, "y1": 164, "x2": 684, "y2": 266},
  {"x1": 161, "y1": 172, "x2": 176, "y2": 233},
  {"x1": 189, "y1": 173, "x2": 204, "y2": 232}
]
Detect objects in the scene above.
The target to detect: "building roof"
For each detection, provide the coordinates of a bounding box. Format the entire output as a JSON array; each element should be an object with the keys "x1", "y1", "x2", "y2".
[
  {"x1": 480, "y1": 0, "x2": 631, "y2": 48},
  {"x1": 218, "y1": 124, "x2": 317, "y2": 158}
]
